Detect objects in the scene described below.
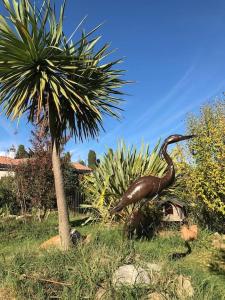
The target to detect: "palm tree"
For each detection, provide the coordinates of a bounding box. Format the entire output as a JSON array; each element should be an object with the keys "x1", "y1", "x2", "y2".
[{"x1": 0, "y1": 0, "x2": 126, "y2": 250}]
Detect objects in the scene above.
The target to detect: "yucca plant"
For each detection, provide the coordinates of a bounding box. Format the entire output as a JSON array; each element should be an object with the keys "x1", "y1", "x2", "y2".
[
  {"x1": 81, "y1": 175, "x2": 112, "y2": 224},
  {"x1": 82, "y1": 140, "x2": 168, "y2": 221},
  {"x1": 0, "y1": 0, "x2": 126, "y2": 249}
]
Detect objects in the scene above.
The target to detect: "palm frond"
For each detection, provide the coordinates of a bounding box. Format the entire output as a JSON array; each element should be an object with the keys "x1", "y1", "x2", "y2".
[{"x1": 0, "y1": 0, "x2": 127, "y2": 148}]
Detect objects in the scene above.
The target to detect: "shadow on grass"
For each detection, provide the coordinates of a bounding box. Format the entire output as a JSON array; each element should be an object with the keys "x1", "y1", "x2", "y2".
[
  {"x1": 209, "y1": 249, "x2": 225, "y2": 276},
  {"x1": 70, "y1": 216, "x2": 93, "y2": 227}
]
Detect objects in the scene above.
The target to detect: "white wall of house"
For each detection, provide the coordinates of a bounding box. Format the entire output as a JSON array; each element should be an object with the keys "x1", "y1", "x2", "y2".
[{"x1": 0, "y1": 170, "x2": 15, "y2": 179}]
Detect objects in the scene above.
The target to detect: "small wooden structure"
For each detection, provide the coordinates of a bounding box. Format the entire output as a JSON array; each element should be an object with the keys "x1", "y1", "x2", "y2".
[{"x1": 158, "y1": 198, "x2": 186, "y2": 222}]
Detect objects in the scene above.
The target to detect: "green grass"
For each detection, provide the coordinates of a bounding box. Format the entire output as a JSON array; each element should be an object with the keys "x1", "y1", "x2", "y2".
[{"x1": 0, "y1": 213, "x2": 224, "y2": 299}]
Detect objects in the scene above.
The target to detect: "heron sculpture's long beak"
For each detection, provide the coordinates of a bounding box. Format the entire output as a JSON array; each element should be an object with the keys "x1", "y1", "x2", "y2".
[{"x1": 179, "y1": 134, "x2": 196, "y2": 141}]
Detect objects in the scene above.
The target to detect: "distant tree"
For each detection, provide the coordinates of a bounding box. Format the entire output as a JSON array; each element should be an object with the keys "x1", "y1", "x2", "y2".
[
  {"x1": 64, "y1": 152, "x2": 72, "y2": 162},
  {"x1": 88, "y1": 150, "x2": 97, "y2": 169},
  {"x1": 14, "y1": 125, "x2": 55, "y2": 219},
  {"x1": 63, "y1": 162, "x2": 79, "y2": 197},
  {"x1": 108, "y1": 148, "x2": 113, "y2": 155},
  {"x1": 78, "y1": 160, "x2": 86, "y2": 166},
  {"x1": 15, "y1": 145, "x2": 29, "y2": 159},
  {"x1": 62, "y1": 151, "x2": 79, "y2": 196}
]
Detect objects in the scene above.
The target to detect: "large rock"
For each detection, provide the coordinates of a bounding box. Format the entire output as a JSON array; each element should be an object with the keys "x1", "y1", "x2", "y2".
[
  {"x1": 112, "y1": 264, "x2": 150, "y2": 287},
  {"x1": 176, "y1": 275, "x2": 194, "y2": 298}
]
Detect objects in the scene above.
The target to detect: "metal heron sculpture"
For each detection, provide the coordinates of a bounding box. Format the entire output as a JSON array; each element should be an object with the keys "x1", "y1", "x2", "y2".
[{"x1": 111, "y1": 134, "x2": 195, "y2": 214}]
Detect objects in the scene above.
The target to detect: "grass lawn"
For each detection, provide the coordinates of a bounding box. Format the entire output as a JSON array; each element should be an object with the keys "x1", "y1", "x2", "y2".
[{"x1": 0, "y1": 213, "x2": 224, "y2": 299}]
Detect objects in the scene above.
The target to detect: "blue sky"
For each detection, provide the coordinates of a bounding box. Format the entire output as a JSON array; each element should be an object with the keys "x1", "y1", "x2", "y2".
[{"x1": 1, "y1": 0, "x2": 225, "y2": 161}]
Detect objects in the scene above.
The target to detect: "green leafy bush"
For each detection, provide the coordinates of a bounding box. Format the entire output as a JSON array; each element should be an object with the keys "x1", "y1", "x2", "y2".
[
  {"x1": 0, "y1": 176, "x2": 18, "y2": 214},
  {"x1": 171, "y1": 100, "x2": 225, "y2": 231},
  {"x1": 14, "y1": 125, "x2": 79, "y2": 218}
]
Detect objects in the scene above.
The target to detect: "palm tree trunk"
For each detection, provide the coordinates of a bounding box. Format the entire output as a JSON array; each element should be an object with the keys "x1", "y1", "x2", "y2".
[{"x1": 52, "y1": 142, "x2": 71, "y2": 250}]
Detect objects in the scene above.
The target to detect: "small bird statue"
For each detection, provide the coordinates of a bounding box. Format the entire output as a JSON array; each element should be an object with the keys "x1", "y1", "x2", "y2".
[
  {"x1": 180, "y1": 224, "x2": 198, "y2": 241},
  {"x1": 111, "y1": 134, "x2": 195, "y2": 214},
  {"x1": 170, "y1": 222, "x2": 198, "y2": 260}
]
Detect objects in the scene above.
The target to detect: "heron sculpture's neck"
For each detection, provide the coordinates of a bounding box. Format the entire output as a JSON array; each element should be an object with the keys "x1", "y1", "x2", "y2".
[{"x1": 160, "y1": 142, "x2": 175, "y2": 189}]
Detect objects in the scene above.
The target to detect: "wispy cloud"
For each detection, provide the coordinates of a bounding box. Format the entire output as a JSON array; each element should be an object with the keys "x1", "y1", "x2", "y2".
[
  {"x1": 69, "y1": 145, "x2": 91, "y2": 162},
  {"x1": 65, "y1": 65, "x2": 195, "y2": 152},
  {"x1": 98, "y1": 120, "x2": 128, "y2": 143},
  {"x1": 128, "y1": 79, "x2": 225, "y2": 144},
  {"x1": 66, "y1": 68, "x2": 225, "y2": 158},
  {"x1": 0, "y1": 119, "x2": 17, "y2": 137},
  {"x1": 133, "y1": 64, "x2": 195, "y2": 129}
]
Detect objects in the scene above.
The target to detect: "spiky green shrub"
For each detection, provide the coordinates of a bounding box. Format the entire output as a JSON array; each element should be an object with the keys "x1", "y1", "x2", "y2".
[{"x1": 82, "y1": 140, "x2": 168, "y2": 221}]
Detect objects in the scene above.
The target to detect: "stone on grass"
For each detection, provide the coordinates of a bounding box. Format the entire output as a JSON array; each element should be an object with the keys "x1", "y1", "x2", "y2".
[
  {"x1": 212, "y1": 233, "x2": 225, "y2": 250},
  {"x1": 40, "y1": 235, "x2": 61, "y2": 250},
  {"x1": 95, "y1": 287, "x2": 107, "y2": 300},
  {"x1": 83, "y1": 234, "x2": 92, "y2": 245},
  {"x1": 0, "y1": 288, "x2": 16, "y2": 300},
  {"x1": 40, "y1": 234, "x2": 92, "y2": 250},
  {"x1": 213, "y1": 232, "x2": 221, "y2": 239},
  {"x1": 176, "y1": 275, "x2": 194, "y2": 298},
  {"x1": 40, "y1": 232, "x2": 92, "y2": 250},
  {"x1": 112, "y1": 264, "x2": 150, "y2": 287},
  {"x1": 146, "y1": 263, "x2": 162, "y2": 273},
  {"x1": 146, "y1": 292, "x2": 167, "y2": 300}
]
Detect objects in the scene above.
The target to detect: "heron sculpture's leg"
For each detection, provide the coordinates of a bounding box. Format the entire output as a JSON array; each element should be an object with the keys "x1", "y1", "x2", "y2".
[
  {"x1": 139, "y1": 194, "x2": 159, "y2": 209},
  {"x1": 123, "y1": 194, "x2": 160, "y2": 240}
]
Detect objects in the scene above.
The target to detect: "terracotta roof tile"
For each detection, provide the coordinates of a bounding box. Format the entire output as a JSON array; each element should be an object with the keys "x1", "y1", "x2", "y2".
[
  {"x1": 71, "y1": 162, "x2": 92, "y2": 172},
  {"x1": 0, "y1": 156, "x2": 28, "y2": 166},
  {"x1": 0, "y1": 156, "x2": 92, "y2": 173}
]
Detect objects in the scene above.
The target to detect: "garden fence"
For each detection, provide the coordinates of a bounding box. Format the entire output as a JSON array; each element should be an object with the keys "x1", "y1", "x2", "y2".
[{"x1": 67, "y1": 190, "x2": 85, "y2": 214}]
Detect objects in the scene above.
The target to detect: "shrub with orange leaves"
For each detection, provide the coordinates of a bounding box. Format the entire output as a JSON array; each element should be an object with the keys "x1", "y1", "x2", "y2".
[{"x1": 180, "y1": 224, "x2": 198, "y2": 241}]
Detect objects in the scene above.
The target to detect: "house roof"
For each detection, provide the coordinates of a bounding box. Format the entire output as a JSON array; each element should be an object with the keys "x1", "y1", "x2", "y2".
[
  {"x1": 71, "y1": 162, "x2": 92, "y2": 173},
  {"x1": 157, "y1": 198, "x2": 186, "y2": 208},
  {"x1": 0, "y1": 156, "x2": 28, "y2": 166},
  {"x1": 0, "y1": 156, "x2": 92, "y2": 173}
]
